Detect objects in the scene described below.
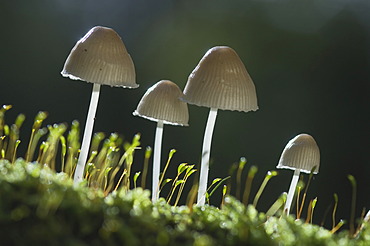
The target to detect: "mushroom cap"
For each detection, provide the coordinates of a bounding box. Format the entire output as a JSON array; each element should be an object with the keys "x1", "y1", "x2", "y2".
[
  {"x1": 61, "y1": 26, "x2": 138, "y2": 88},
  {"x1": 133, "y1": 80, "x2": 189, "y2": 126},
  {"x1": 181, "y1": 46, "x2": 258, "y2": 112},
  {"x1": 276, "y1": 133, "x2": 320, "y2": 174}
]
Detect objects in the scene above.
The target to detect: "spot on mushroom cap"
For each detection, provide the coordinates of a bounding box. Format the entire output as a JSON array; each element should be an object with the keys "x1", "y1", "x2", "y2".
[
  {"x1": 61, "y1": 26, "x2": 138, "y2": 88},
  {"x1": 133, "y1": 80, "x2": 189, "y2": 126},
  {"x1": 181, "y1": 46, "x2": 258, "y2": 112},
  {"x1": 276, "y1": 133, "x2": 320, "y2": 174}
]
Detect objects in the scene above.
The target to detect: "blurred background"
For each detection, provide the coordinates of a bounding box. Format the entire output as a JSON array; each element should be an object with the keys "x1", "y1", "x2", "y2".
[{"x1": 1, "y1": 0, "x2": 369, "y2": 228}]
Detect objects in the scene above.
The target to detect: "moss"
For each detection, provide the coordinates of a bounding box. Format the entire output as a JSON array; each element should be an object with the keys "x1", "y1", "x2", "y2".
[{"x1": 0, "y1": 159, "x2": 367, "y2": 245}]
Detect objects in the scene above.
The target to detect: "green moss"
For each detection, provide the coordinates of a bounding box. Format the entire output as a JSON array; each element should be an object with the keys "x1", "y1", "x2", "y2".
[{"x1": 0, "y1": 159, "x2": 368, "y2": 245}]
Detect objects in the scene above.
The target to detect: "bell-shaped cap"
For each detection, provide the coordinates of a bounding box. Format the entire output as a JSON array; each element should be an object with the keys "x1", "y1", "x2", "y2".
[
  {"x1": 276, "y1": 133, "x2": 320, "y2": 174},
  {"x1": 181, "y1": 46, "x2": 258, "y2": 112},
  {"x1": 133, "y1": 80, "x2": 189, "y2": 126},
  {"x1": 61, "y1": 26, "x2": 137, "y2": 88}
]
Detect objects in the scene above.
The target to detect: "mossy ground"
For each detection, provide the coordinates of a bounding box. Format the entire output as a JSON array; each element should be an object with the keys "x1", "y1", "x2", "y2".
[{"x1": 0, "y1": 159, "x2": 368, "y2": 246}]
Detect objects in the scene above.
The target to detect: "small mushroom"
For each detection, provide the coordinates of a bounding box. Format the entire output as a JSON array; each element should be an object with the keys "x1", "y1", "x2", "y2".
[
  {"x1": 181, "y1": 46, "x2": 258, "y2": 205},
  {"x1": 276, "y1": 133, "x2": 320, "y2": 214},
  {"x1": 133, "y1": 80, "x2": 189, "y2": 201},
  {"x1": 61, "y1": 26, "x2": 138, "y2": 183}
]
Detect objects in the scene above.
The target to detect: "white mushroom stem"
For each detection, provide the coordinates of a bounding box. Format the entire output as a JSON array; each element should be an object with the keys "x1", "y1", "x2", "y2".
[
  {"x1": 74, "y1": 83, "x2": 101, "y2": 183},
  {"x1": 197, "y1": 107, "x2": 218, "y2": 206},
  {"x1": 284, "y1": 169, "x2": 301, "y2": 214},
  {"x1": 152, "y1": 120, "x2": 164, "y2": 202}
]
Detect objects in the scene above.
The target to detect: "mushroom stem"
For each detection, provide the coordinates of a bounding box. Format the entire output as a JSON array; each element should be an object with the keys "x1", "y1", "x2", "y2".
[
  {"x1": 152, "y1": 120, "x2": 164, "y2": 202},
  {"x1": 197, "y1": 107, "x2": 218, "y2": 206},
  {"x1": 74, "y1": 83, "x2": 101, "y2": 183},
  {"x1": 284, "y1": 169, "x2": 301, "y2": 214}
]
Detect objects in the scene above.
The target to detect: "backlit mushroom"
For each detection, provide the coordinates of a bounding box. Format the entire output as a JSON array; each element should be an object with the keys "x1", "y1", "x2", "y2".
[
  {"x1": 276, "y1": 133, "x2": 320, "y2": 214},
  {"x1": 133, "y1": 80, "x2": 189, "y2": 202},
  {"x1": 181, "y1": 46, "x2": 258, "y2": 205},
  {"x1": 61, "y1": 26, "x2": 138, "y2": 183}
]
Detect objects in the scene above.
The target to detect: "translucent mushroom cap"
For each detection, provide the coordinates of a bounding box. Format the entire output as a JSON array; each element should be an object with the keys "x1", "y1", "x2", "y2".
[
  {"x1": 276, "y1": 134, "x2": 320, "y2": 174},
  {"x1": 61, "y1": 26, "x2": 137, "y2": 88},
  {"x1": 133, "y1": 80, "x2": 189, "y2": 126},
  {"x1": 181, "y1": 46, "x2": 258, "y2": 112}
]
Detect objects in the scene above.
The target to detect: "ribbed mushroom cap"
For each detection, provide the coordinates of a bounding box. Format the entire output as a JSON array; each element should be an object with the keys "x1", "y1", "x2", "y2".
[
  {"x1": 61, "y1": 26, "x2": 137, "y2": 88},
  {"x1": 182, "y1": 46, "x2": 258, "y2": 112},
  {"x1": 133, "y1": 80, "x2": 189, "y2": 126},
  {"x1": 276, "y1": 134, "x2": 320, "y2": 174}
]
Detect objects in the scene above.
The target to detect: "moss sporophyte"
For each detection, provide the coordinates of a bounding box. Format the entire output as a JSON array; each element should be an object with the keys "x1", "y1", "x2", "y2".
[{"x1": 0, "y1": 26, "x2": 368, "y2": 245}]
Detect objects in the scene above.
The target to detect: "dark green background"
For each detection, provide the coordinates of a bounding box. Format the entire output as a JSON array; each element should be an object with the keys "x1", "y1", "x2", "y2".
[{"x1": 1, "y1": 0, "x2": 369, "y2": 228}]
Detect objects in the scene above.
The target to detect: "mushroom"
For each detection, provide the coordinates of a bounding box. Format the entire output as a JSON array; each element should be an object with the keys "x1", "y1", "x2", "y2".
[
  {"x1": 276, "y1": 133, "x2": 320, "y2": 214},
  {"x1": 133, "y1": 80, "x2": 189, "y2": 202},
  {"x1": 181, "y1": 46, "x2": 258, "y2": 205},
  {"x1": 61, "y1": 26, "x2": 138, "y2": 183}
]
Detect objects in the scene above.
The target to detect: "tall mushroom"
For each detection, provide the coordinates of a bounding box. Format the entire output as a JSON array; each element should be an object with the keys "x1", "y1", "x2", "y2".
[
  {"x1": 61, "y1": 26, "x2": 138, "y2": 183},
  {"x1": 133, "y1": 80, "x2": 189, "y2": 202},
  {"x1": 276, "y1": 133, "x2": 320, "y2": 214},
  {"x1": 181, "y1": 46, "x2": 258, "y2": 205}
]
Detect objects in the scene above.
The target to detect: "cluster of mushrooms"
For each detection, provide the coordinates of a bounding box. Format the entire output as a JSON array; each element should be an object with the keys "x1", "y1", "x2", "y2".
[{"x1": 61, "y1": 26, "x2": 320, "y2": 212}]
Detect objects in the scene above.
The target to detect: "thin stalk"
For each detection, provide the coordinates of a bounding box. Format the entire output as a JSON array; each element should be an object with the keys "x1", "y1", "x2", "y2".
[
  {"x1": 133, "y1": 172, "x2": 141, "y2": 189},
  {"x1": 36, "y1": 142, "x2": 48, "y2": 164},
  {"x1": 5, "y1": 114, "x2": 24, "y2": 160},
  {"x1": 0, "y1": 105, "x2": 12, "y2": 137},
  {"x1": 236, "y1": 157, "x2": 247, "y2": 200},
  {"x1": 297, "y1": 168, "x2": 315, "y2": 218},
  {"x1": 167, "y1": 180, "x2": 183, "y2": 204},
  {"x1": 221, "y1": 185, "x2": 227, "y2": 208},
  {"x1": 253, "y1": 171, "x2": 278, "y2": 208},
  {"x1": 305, "y1": 197, "x2": 317, "y2": 224},
  {"x1": 348, "y1": 174, "x2": 357, "y2": 237},
  {"x1": 41, "y1": 124, "x2": 67, "y2": 170},
  {"x1": 152, "y1": 120, "x2": 164, "y2": 202},
  {"x1": 122, "y1": 150, "x2": 134, "y2": 192},
  {"x1": 284, "y1": 169, "x2": 301, "y2": 214},
  {"x1": 305, "y1": 199, "x2": 314, "y2": 224},
  {"x1": 6, "y1": 124, "x2": 20, "y2": 160},
  {"x1": 332, "y1": 193, "x2": 339, "y2": 230},
  {"x1": 186, "y1": 183, "x2": 198, "y2": 211},
  {"x1": 156, "y1": 149, "x2": 176, "y2": 200},
  {"x1": 226, "y1": 163, "x2": 238, "y2": 197},
  {"x1": 207, "y1": 176, "x2": 230, "y2": 202},
  {"x1": 111, "y1": 134, "x2": 140, "y2": 192},
  {"x1": 166, "y1": 163, "x2": 187, "y2": 203},
  {"x1": 26, "y1": 111, "x2": 48, "y2": 162},
  {"x1": 74, "y1": 83, "x2": 101, "y2": 183},
  {"x1": 0, "y1": 136, "x2": 5, "y2": 157},
  {"x1": 197, "y1": 107, "x2": 218, "y2": 206},
  {"x1": 26, "y1": 129, "x2": 37, "y2": 162},
  {"x1": 114, "y1": 170, "x2": 127, "y2": 192},
  {"x1": 242, "y1": 165, "x2": 258, "y2": 205},
  {"x1": 320, "y1": 204, "x2": 332, "y2": 227},
  {"x1": 159, "y1": 179, "x2": 172, "y2": 195},
  {"x1": 330, "y1": 220, "x2": 345, "y2": 234},
  {"x1": 141, "y1": 146, "x2": 152, "y2": 189},
  {"x1": 266, "y1": 192, "x2": 287, "y2": 217},
  {"x1": 60, "y1": 136, "x2": 67, "y2": 172},
  {"x1": 65, "y1": 121, "x2": 80, "y2": 177},
  {"x1": 296, "y1": 186, "x2": 302, "y2": 217},
  {"x1": 12, "y1": 140, "x2": 21, "y2": 163},
  {"x1": 84, "y1": 162, "x2": 96, "y2": 180},
  {"x1": 174, "y1": 167, "x2": 196, "y2": 206}
]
